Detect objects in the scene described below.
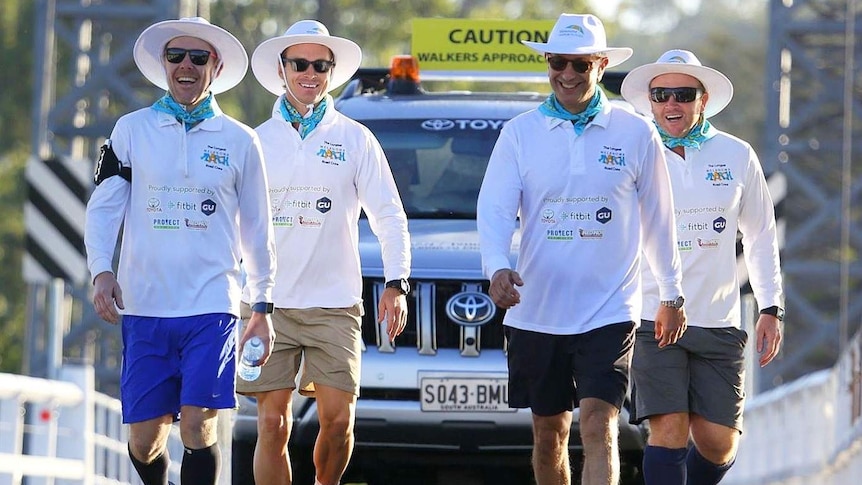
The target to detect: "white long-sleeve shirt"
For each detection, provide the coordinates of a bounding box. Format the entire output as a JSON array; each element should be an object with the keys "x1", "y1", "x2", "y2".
[
  {"x1": 85, "y1": 100, "x2": 276, "y2": 317},
  {"x1": 478, "y1": 101, "x2": 683, "y2": 335},
  {"x1": 247, "y1": 95, "x2": 411, "y2": 309},
  {"x1": 640, "y1": 130, "x2": 784, "y2": 328}
]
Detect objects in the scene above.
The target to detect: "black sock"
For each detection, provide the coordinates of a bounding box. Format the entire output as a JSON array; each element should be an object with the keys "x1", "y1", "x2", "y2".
[
  {"x1": 180, "y1": 444, "x2": 221, "y2": 485},
  {"x1": 643, "y1": 445, "x2": 687, "y2": 485},
  {"x1": 686, "y1": 446, "x2": 734, "y2": 485},
  {"x1": 128, "y1": 445, "x2": 169, "y2": 485}
]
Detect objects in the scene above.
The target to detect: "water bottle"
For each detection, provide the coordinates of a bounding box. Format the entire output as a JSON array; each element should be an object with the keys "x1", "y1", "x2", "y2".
[{"x1": 238, "y1": 336, "x2": 264, "y2": 381}]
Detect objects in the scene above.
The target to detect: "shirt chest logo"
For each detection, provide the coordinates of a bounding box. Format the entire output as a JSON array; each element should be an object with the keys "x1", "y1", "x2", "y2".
[
  {"x1": 201, "y1": 145, "x2": 230, "y2": 170},
  {"x1": 597, "y1": 146, "x2": 626, "y2": 171},
  {"x1": 317, "y1": 142, "x2": 347, "y2": 166},
  {"x1": 704, "y1": 164, "x2": 733, "y2": 186}
]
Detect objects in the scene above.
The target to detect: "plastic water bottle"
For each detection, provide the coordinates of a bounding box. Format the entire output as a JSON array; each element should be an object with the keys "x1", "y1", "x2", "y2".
[{"x1": 238, "y1": 336, "x2": 264, "y2": 381}]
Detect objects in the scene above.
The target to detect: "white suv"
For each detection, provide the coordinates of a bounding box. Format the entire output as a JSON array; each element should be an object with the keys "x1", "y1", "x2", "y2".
[{"x1": 232, "y1": 58, "x2": 645, "y2": 485}]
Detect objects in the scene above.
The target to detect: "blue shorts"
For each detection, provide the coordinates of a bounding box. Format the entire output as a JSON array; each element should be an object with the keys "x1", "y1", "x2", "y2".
[{"x1": 120, "y1": 313, "x2": 239, "y2": 424}]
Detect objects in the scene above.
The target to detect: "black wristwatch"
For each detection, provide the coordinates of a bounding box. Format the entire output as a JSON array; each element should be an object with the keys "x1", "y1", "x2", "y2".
[
  {"x1": 385, "y1": 278, "x2": 410, "y2": 296},
  {"x1": 251, "y1": 302, "x2": 274, "y2": 314},
  {"x1": 760, "y1": 305, "x2": 785, "y2": 321},
  {"x1": 660, "y1": 295, "x2": 685, "y2": 309}
]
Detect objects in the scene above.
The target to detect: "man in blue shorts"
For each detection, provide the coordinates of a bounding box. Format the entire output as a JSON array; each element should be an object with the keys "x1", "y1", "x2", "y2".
[
  {"x1": 621, "y1": 49, "x2": 784, "y2": 485},
  {"x1": 477, "y1": 13, "x2": 686, "y2": 485},
  {"x1": 84, "y1": 17, "x2": 277, "y2": 485}
]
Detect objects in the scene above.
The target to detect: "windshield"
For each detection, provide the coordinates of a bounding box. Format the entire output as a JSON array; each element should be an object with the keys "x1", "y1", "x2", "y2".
[{"x1": 362, "y1": 118, "x2": 504, "y2": 219}]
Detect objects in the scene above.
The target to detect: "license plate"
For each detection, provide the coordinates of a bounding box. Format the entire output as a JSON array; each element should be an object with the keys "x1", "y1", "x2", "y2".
[{"x1": 420, "y1": 377, "x2": 514, "y2": 412}]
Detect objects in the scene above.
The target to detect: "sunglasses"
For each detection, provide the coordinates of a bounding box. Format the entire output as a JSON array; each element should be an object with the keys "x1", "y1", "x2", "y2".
[
  {"x1": 281, "y1": 57, "x2": 335, "y2": 74},
  {"x1": 546, "y1": 56, "x2": 600, "y2": 73},
  {"x1": 164, "y1": 48, "x2": 214, "y2": 66},
  {"x1": 649, "y1": 87, "x2": 704, "y2": 103}
]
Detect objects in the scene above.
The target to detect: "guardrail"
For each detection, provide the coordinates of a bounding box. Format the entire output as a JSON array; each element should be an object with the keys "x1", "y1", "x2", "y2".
[
  {"x1": 0, "y1": 365, "x2": 231, "y2": 485},
  {"x1": 724, "y1": 329, "x2": 862, "y2": 484},
  {"x1": 4, "y1": 330, "x2": 862, "y2": 484}
]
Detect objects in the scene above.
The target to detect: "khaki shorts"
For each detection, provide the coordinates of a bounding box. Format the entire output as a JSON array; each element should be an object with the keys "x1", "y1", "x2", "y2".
[{"x1": 236, "y1": 302, "x2": 364, "y2": 397}]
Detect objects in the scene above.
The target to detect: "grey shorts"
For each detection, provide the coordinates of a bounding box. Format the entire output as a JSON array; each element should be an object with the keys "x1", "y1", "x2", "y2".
[
  {"x1": 630, "y1": 321, "x2": 748, "y2": 432},
  {"x1": 236, "y1": 302, "x2": 364, "y2": 397}
]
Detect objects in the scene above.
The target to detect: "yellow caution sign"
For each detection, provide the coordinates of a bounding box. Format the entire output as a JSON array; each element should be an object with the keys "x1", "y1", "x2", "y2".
[{"x1": 411, "y1": 18, "x2": 554, "y2": 72}]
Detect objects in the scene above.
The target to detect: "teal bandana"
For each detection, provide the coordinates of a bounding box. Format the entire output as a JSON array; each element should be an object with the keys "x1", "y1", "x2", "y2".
[
  {"x1": 538, "y1": 88, "x2": 606, "y2": 135},
  {"x1": 151, "y1": 93, "x2": 218, "y2": 131},
  {"x1": 279, "y1": 96, "x2": 328, "y2": 139},
  {"x1": 656, "y1": 117, "x2": 717, "y2": 149}
]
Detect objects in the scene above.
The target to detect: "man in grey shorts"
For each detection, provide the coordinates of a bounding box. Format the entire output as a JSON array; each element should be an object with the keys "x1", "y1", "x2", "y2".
[{"x1": 621, "y1": 50, "x2": 785, "y2": 484}]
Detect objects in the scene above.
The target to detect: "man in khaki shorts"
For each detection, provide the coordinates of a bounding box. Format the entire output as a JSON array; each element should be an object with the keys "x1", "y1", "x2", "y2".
[{"x1": 237, "y1": 19, "x2": 411, "y2": 485}]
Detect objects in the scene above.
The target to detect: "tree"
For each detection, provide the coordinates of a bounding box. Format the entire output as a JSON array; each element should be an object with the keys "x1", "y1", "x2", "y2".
[{"x1": 0, "y1": 0, "x2": 33, "y2": 372}]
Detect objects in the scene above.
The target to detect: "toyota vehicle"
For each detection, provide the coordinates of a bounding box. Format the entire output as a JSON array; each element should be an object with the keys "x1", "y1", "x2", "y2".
[{"x1": 232, "y1": 56, "x2": 645, "y2": 485}]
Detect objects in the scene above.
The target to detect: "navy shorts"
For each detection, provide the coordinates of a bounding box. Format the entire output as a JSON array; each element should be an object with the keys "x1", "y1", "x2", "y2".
[
  {"x1": 506, "y1": 322, "x2": 635, "y2": 416},
  {"x1": 120, "y1": 313, "x2": 239, "y2": 424},
  {"x1": 630, "y1": 321, "x2": 748, "y2": 432}
]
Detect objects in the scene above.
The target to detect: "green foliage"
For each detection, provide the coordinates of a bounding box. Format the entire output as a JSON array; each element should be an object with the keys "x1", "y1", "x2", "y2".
[
  {"x1": 0, "y1": 154, "x2": 27, "y2": 373},
  {"x1": 0, "y1": 0, "x2": 32, "y2": 373}
]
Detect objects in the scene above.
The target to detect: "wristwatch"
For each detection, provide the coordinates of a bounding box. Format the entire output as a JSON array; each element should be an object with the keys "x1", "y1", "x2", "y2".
[
  {"x1": 760, "y1": 305, "x2": 785, "y2": 321},
  {"x1": 251, "y1": 302, "x2": 274, "y2": 314},
  {"x1": 385, "y1": 278, "x2": 410, "y2": 296},
  {"x1": 660, "y1": 295, "x2": 685, "y2": 309}
]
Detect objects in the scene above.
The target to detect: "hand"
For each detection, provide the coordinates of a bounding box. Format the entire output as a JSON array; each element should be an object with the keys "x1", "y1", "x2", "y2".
[
  {"x1": 755, "y1": 313, "x2": 782, "y2": 367},
  {"x1": 92, "y1": 271, "x2": 124, "y2": 324},
  {"x1": 489, "y1": 269, "x2": 523, "y2": 309},
  {"x1": 653, "y1": 305, "x2": 687, "y2": 348},
  {"x1": 378, "y1": 288, "x2": 408, "y2": 342},
  {"x1": 239, "y1": 311, "x2": 275, "y2": 366}
]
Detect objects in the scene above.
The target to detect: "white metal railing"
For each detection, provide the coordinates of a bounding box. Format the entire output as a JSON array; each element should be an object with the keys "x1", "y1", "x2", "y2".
[
  {"x1": 5, "y1": 329, "x2": 862, "y2": 485},
  {"x1": 0, "y1": 365, "x2": 231, "y2": 485},
  {"x1": 724, "y1": 329, "x2": 862, "y2": 484}
]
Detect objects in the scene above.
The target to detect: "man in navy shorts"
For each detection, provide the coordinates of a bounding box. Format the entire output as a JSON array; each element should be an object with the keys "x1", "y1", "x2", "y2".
[
  {"x1": 85, "y1": 17, "x2": 276, "y2": 485},
  {"x1": 478, "y1": 13, "x2": 686, "y2": 485}
]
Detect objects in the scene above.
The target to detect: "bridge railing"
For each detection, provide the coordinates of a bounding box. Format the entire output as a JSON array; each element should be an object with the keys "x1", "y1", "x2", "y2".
[
  {"x1": 0, "y1": 365, "x2": 226, "y2": 485},
  {"x1": 725, "y1": 329, "x2": 862, "y2": 484}
]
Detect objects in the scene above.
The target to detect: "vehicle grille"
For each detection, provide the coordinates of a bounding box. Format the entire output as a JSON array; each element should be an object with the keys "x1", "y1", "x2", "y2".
[{"x1": 361, "y1": 279, "x2": 506, "y2": 356}]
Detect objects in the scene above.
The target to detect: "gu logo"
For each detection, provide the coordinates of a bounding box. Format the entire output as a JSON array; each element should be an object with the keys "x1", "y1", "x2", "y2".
[
  {"x1": 201, "y1": 198, "x2": 217, "y2": 216},
  {"x1": 713, "y1": 217, "x2": 727, "y2": 233},
  {"x1": 596, "y1": 207, "x2": 612, "y2": 224},
  {"x1": 316, "y1": 197, "x2": 332, "y2": 214}
]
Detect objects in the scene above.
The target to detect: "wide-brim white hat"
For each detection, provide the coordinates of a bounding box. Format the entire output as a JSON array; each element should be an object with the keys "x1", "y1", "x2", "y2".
[
  {"x1": 252, "y1": 20, "x2": 362, "y2": 96},
  {"x1": 133, "y1": 17, "x2": 248, "y2": 94},
  {"x1": 522, "y1": 13, "x2": 633, "y2": 69},
  {"x1": 621, "y1": 49, "x2": 734, "y2": 118}
]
